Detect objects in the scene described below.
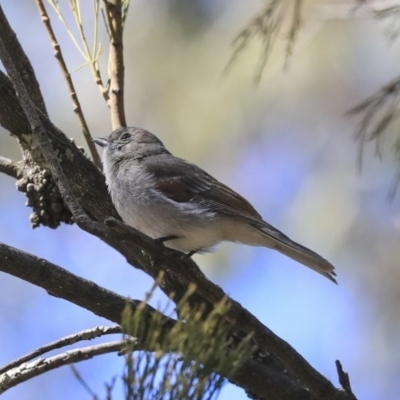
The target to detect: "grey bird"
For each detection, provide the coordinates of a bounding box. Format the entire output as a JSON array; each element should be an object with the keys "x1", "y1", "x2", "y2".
[{"x1": 94, "y1": 127, "x2": 337, "y2": 283}]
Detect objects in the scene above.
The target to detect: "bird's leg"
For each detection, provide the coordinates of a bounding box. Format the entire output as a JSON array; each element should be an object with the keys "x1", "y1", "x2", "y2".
[
  {"x1": 181, "y1": 249, "x2": 200, "y2": 260},
  {"x1": 154, "y1": 236, "x2": 199, "y2": 259},
  {"x1": 155, "y1": 235, "x2": 181, "y2": 244}
]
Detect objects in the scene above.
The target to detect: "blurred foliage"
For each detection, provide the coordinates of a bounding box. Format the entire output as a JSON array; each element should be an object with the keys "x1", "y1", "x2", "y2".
[
  {"x1": 375, "y1": 4, "x2": 400, "y2": 42},
  {"x1": 349, "y1": 2, "x2": 400, "y2": 196},
  {"x1": 348, "y1": 75, "x2": 400, "y2": 197},
  {"x1": 120, "y1": 284, "x2": 253, "y2": 400},
  {"x1": 225, "y1": 0, "x2": 303, "y2": 83}
]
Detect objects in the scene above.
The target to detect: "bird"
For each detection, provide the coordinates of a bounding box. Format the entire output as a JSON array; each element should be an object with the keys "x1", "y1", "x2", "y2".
[{"x1": 94, "y1": 127, "x2": 336, "y2": 283}]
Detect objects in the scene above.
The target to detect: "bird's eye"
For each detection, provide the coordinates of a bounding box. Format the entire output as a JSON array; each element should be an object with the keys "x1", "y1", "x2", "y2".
[{"x1": 121, "y1": 133, "x2": 131, "y2": 140}]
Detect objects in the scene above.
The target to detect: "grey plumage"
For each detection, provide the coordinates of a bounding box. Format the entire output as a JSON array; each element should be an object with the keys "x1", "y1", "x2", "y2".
[{"x1": 94, "y1": 127, "x2": 337, "y2": 283}]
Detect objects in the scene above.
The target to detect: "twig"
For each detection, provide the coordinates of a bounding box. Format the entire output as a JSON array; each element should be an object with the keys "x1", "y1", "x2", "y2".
[
  {"x1": 36, "y1": 0, "x2": 102, "y2": 170},
  {"x1": 103, "y1": 0, "x2": 126, "y2": 129},
  {"x1": 0, "y1": 340, "x2": 134, "y2": 394},
  {"x1": 71, "y1": 0, "x2": 110, "y2": 102},
  {"x1": 335, "y1": 360, "x2": 357, "y2": 400},
  {"x1": 70, "y1": 364, "x2": 99, "y2": 399},
  {"x1": 0, "y1": 156, "x2": 19, "y2": 178},
  {"x1": 0, "y1": 325, "x2": 122, "y2": 375},
  {"x1": 104, "y1": 376, "x2": 117, "y2": 400},
  {"x1": 47, "y1": 0, "x2": 109, "y2": 102},
  {"x1": 47, "y1": 0, "x2": 86, "y2": 59}
]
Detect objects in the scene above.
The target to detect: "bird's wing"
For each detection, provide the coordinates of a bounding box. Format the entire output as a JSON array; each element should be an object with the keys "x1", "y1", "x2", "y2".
[{"x1": 141, "y1": 153, "x2": 266, "y2": 224}]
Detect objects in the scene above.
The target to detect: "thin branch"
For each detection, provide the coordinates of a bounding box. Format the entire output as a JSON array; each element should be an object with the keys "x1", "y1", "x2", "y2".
[
  {"x1": 70, "y1": 364, "x2": 100, "y2": 399},
  {"x1": 0, "y1": 326, "x2": 122, "y2": 375},
  {"x1": 0, "y1": 340, "x2": 133, "y2": 394},
  {"x1": 36, "y1": 0, "x2": 102, "y2": 170},
  {"x1": 71, "y1": 0, "x2": 110, "y2": 101},
  {"x1": 47, "y1": 0, "x2": 109, "y2": 102},
  {"x1": 103, "y1": 0, "x2": 126, "y2": 129},
  {"x1": 47, "y1": 0, "x2": 87, "y2": 59},
  {"x1": 0, "y1": 156, "x2": 20, "y2": 178}
]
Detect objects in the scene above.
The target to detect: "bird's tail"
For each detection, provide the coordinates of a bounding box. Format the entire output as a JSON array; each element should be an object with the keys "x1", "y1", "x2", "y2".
[{"x1": 258, "y1": 226, "x2": 337, "y2": 284}]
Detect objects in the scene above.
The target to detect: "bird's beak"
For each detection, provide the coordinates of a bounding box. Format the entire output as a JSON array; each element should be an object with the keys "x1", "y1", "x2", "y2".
[{"x1": 93, "y1": 137, "x2": 109, "y2": 148}]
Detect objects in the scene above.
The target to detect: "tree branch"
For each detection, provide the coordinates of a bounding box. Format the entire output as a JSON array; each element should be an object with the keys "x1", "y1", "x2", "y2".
[
  {"x1": 0, "y1": 70, "x2": 74, "y2": 229},
  {"x1": 0, "y1": 242, "x2": 172, "y2": 327},
  {"x1": 0, "y1": 242, "x2": 314, "y2": 400},
  {"x1": 35, "y1": 0, "x2": 103, "y2": 170},
  {"x1": 103, "y1": 0, "x2": 126, "y2": 129},
  {"x1": 0, "y1": 70, "x2": 31, "y2": 134},
  {"x1": 0, "y1": 156, "x2": 20, "y2": 178},
  {"x1": 1, "y1": 338, "x2": 312, "y2": 400},
  {"x1": 0, "y1": 19, "x2": 46, "y2": 116},
  {"x1": 0, "y1": 326, "x2": 122, "y2": 375},
  {"x1": 335, "y1": 360, "x2": 357, "y2": 400},
  {"x1": 0, "y1": 340, "x2": 131, "y2": 394}
]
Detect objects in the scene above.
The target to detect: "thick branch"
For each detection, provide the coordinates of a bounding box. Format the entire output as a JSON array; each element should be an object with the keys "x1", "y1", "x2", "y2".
[
  {"x1": 0, "y1": 70, "x2": 31, "y2": 134},
  {"x1": 0, "y1": 242, "x2": 313, "y2": 400},
  {"x1": 231, "y1": 358, "x2": 312, "y2": 400},
  {"x1": 0, "y1": 242, "x2": 170, "y2": 327},
  {"x1": 0, "y1": 20, "x2": 46, "y2": 116}
]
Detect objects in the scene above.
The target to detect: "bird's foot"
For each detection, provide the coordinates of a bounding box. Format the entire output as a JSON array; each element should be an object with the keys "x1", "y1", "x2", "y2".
[
  {"x1": 155, "y1": 235, "x2": 181, "y2": 244},
  {"x1": 181, "y1": 249, "x2": 200, "y2": 260}
]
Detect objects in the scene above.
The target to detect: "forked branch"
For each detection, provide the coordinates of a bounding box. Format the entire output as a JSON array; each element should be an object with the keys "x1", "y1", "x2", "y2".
[
  {"x1": 0, "y1": 340, "x2": 131, "y2": 394},
  {"x1": 36, "y1": 0, "x2": 102, "y2": 169}
]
